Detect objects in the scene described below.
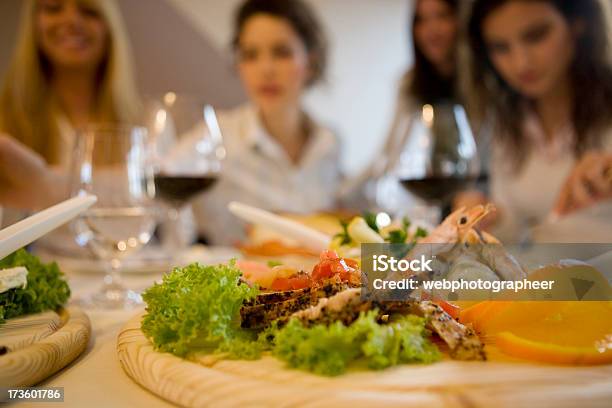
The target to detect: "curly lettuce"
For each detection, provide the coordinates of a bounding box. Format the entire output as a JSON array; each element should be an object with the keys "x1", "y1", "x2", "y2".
[
  {"x1": 271, "y1": 311, "x2": 441, "y2": 376},
  {"x1": 0, "y1": 249, "x2": 71, "y2": 324},
  {"x1": 141, "y1": 261, "x2": 260, "y2": 357},
  {"x1": 140, "y1": 261, "x2": 441, "y2": 375}
]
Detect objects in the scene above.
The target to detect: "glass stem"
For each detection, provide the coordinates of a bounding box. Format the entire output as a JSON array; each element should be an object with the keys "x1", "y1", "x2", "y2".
[
  {"x1": 161, "y1": 206, "x2": 183, "y2": 255},
  {"x1": 105, "y1": 257, "x2": 123, "y2": 289},
  {"x1": 430, "y1": 201, "x2": 443, "y2": 225}
]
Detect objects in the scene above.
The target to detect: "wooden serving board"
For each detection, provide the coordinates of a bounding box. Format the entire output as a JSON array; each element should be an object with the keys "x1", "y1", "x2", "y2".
[
  {"x1": 118, "y1": 313, "x2": 612, "y2": 408},
  {"x1": 0, "y1": 306, "x2": 91, "y2": 387}
]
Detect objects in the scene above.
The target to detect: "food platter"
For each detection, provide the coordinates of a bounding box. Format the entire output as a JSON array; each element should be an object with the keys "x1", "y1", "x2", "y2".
[
  {"x1": 0, "y1": 306, "x2": 91, "y2": 387},
  {"x1": 117, "y1": 313, "x2": 612, "y2": 408},
  {"x1": 116, "y1": 204, "x2": 612, "y2": 407}
]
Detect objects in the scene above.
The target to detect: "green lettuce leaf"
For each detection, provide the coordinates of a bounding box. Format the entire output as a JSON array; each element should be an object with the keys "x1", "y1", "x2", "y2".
[
  {"x1": 271, "y1": 311, "x2": 440, "y2": 376},
  {"x1": 0, "y1": 249, "x2": 71, "y2": 324},
  {"x1": 141, "y1": 261, "x2": 259, "y2": 358}
]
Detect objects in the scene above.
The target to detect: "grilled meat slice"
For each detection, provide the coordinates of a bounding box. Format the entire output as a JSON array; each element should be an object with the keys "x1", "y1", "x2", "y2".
[
  {"x1": 291, "y1": 288, "x2": 367, "y2": 326},
  {"x1": 400, "y1": 301, "x2": 486, "y2": 361},
  {"x1": 242, "y1": 287, "x2": 310, "y2": 307},
  {"x1": 240, "y1": 281, "x2": 350, "y2": 329},
  {"x1": 289, "y1": 289, "x2": 486, "y2": 361}
]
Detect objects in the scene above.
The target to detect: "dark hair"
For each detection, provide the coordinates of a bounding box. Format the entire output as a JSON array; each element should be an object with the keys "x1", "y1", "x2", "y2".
[
  {"x1": 405, "y1": 0, "x2": 459, "y2": 104},
  {"x1": 232, "y1": 0, "x2": 328, "y2": 86},
  {"x1": 468, "y1": 0, "x2": 612, "y2": 167}
]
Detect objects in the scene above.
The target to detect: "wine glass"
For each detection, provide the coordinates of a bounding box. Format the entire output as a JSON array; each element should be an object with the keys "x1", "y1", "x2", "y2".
[
  {"x1": 394, "y1": 103, "x2": 480, "y2": 224},
  {"x1": 71, "y1": 125, "x2": 157, "y2": 309},
  {"x1": 150, "y1": 96, "x2": 225, "y2": 251}
]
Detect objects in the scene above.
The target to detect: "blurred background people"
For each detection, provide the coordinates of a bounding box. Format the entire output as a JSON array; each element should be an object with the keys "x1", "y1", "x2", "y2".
[
  {"x1": 463, "y1": 0, "x2": 612, "y2": 241},
  {"x1": 172, "y1": 0, "x2": 341, "y2": 245},
  {"x1": 339, "y1": 0, "x2": 461, "y2": 215},
  {"x1": 0, "y1": 0, "x2": 140, "y2": 213}
]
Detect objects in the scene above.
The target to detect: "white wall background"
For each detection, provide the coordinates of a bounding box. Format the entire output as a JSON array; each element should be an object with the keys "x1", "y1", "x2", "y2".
[{"x1": 168, "y1": 0, "x2": 414, "y2": 175}]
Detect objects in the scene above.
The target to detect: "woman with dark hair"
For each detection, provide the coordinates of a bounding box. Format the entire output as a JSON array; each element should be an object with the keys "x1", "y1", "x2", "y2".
[
  {"x1": 463, "y1": 0, "x2": 612, "y2": 240},
  {"x1": 178, "y1": 0, "x2": 340, "y2": 244},
  {"x1": 408, "y1": 0, "x2": 458, "y2": 105},
  {"x1": 340, "y1": 0, "x2": 460, "y2": 214}
]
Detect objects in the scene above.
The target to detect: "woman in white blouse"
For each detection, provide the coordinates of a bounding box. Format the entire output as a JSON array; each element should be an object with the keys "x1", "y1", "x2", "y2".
[
  {"x1": 463, "y1": 0, "x2": 612, "y2": 241},
  {"x1": 183, "y1": 0, "x2": 341, "y2": 244},
  {"x1": 339, "y1": 0, "x2": 461, "y2": 214}
]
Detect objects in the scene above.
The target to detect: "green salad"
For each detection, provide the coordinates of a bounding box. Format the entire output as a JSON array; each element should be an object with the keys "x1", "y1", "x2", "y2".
[
  {"x1": 331, "y1": 212, "x2": 428, "y2": 259},
  {"x1": 141, "y1": 262, "x2": 441, "y2": 376},
  {"x1": 0, "y1": 249, "x2": 71, "y2": 324},
  {"x1": 272, "y1": 312, "x2": 440, "y2": 376},
  {"x1": 141, "y1": 261, "x2": 260, "y2": 357}
]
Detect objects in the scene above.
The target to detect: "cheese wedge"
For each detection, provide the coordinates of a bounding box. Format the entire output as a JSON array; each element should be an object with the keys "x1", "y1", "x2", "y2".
[{"x1": 0, "y1": 267, "x2": 28, "y2": 293}]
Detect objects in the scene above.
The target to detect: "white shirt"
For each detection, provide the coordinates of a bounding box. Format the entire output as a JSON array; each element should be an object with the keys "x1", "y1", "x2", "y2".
[
  {"x1": 178, "y1": 104, "x2": 341, "y2": 245},
  {"x1": 491, "y1": 112, "x2": 612, "y2": 242}
]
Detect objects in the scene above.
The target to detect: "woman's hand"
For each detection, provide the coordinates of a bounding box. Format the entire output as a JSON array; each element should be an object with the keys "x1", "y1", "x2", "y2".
[
  {"x1": 0, "y1": 134, "x2": 64, "y2": 210},
  {"x1": 552, "y1": 151, "x2": 612, "y2": 217}
]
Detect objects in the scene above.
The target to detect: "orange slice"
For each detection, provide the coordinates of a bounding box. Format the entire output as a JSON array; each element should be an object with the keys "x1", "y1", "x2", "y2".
[
  {"x1": 476, "y1": 301, "x2": 566, "y2": 335},
  {"x1": 459, "y1": 301, "x2": 612, "y2": 364},
  {"x1": 459, "y1": 301, "x2": 513, "y2": 333},
  {"x1": 458, "y1": 301, "x2": 494, "y2": 324},
  {"x1": 496, "y1": 332, "x2": 612, "y2": 365}
]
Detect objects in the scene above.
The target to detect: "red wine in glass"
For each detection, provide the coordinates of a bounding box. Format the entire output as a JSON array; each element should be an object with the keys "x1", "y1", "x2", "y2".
[
  {"x1": 400, "y1": 176, "x2": 478, "y2": 205},
  {"x1": 149, "y1": 101, "x2": 225, "y2": 251},
  {"x1": 154, "y1": 173, "x2": 218, "y2": 207},
  {"x1": 394, "y1": 103, "x2": 480, "y2": 222}
]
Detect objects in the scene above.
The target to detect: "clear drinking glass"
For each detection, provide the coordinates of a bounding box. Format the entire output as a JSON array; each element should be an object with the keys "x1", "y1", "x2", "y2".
[
  {"x1": 394, "y1": 103, "x2": 480, "y2": 224},
  {"x1": 71, "y1": 125, "x2": 157, "y2": 309}
]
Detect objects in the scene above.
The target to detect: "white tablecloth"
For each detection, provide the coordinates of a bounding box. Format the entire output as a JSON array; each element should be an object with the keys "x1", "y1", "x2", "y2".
[{"x1": 19, "y1": 245, "x2": 241, "y2": 408}]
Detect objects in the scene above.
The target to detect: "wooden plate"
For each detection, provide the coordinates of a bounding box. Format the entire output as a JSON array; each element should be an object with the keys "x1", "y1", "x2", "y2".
[
  {"x1": 117, "y1": 313, "x2": 612, "y2": 408},
  {"x1": 0, "y1": 306, "x2": 91, "y2": 387}
]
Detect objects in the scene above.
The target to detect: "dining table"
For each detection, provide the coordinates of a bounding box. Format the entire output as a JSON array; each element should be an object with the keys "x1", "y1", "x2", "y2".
[
  {"x1": 8, "y1": 271, "x2": 170, "y2": 407},
  {"x1": 7, "y1": 246, "x2": 238, "y2": 408},
  {"x1": 5, "y1": 201, "x2": 612, "y2": 408}
]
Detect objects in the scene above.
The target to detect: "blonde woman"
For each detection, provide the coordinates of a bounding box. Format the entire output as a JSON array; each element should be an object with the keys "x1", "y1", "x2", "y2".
[{"x1": 0, "y1": 0, "x2": 140, "y2": 210}]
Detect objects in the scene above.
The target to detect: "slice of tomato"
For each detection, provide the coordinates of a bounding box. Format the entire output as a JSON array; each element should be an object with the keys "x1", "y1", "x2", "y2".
[
  {"x1": 320, "y1": 249, "x2": 339, "y2": 261},
  {"x1": 270, "y1": 278, "x2": 291, "y2": 291},
  {"x1": 312, "y1": 253, "x2": 360, "y2": 283},
  {"x1": 338, "y1": 269, "x2": 353, "y2": 282},
  {"x1": 344, "y1": 258, "x2": 359, "y2": 269},
  {"x1": 331, "y1": 259, "x2": 349, "y2": 274},
  {"x1": 435, "y1": 300, "x2": 461, "y2": 320},
  {"x1": 312, "y1": 260, "x2": 334, "y2": 281},
  {"x1": 270, "y1": 275, "x2": 311, "y2": 291},
  {"x1": 287, "y1": 275, "x2": 311, "y2": 290}
]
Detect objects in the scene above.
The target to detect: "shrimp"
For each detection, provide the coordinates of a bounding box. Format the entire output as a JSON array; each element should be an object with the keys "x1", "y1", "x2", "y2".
[
  {"x1": 420, "y1": 204, "x2": 496, "y2": 244},
  {"x1": 405, "y1": 204, "x2": 526, "y2": 282},
  {"x1": 406, "y1": 205, "x2": 497, "y2": 261}
]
